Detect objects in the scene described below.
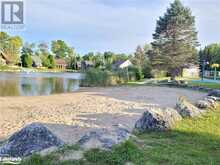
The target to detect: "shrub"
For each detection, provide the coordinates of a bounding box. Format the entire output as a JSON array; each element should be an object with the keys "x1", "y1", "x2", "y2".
[
  {"x1": 81, "y1": 68, "x2": 128, "y2": 87},
  {"x1": 48, "y1": 55, "x2": 55, "y2": 69},
  {"x1": 142, "y1": 62, "x2": 153, "y2": 78},
  {"x1": 129, "y1": 66, "x2": 144, "y2": 81},
  {"x1": 21, "y1": 54, "x2": 33, "y2": 68},
  {"x1": 152, "y1": 69, "x2": 168, "y2": 78}
]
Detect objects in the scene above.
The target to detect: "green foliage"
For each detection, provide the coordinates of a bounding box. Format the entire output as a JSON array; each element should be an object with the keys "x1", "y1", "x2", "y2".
[
  {"x1": 48, "y1": 55, "x2": 55, "y2": 69},
  {"x1": 199, "y1": 43, "x2": 220, "y2": 71},
  {"x1": 21, "y1": 53, "x2": 33, "y2": 68},
  {"x1": 40, "y1": 54, "x2": 55, "y2": 69},
  {"x1": 81, "y1": 68, "x2": 115, "y2": 86},
  {"x1": 152, "y1": 0, "x2": 199, "y2": 78},
  {"x1": 22, "y1": 42, "x2": 35, "y2": 56},
  {"x1": 0, "y1": 31, "x2": 23, "y2": 64},
  {"x1": 81, "y1": 68, "x2": 128, "y2": 87},
  {"x1": 142, "y1": 61, "x2": 153, "y2": 78},
  {"x1": 84, "y1": 141, "x2": 144, "y2": 165},
  {"x1": 129, "y1": 66, "x2": 144, "y2": 81},
  {"x1": 51, "y1": 40, "x2": 71, "y2": 58}
]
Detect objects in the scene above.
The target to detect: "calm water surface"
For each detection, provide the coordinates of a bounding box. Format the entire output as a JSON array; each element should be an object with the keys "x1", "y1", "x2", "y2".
[{"x1": 0, "y1": 72, "x2": 82, "y2": 96}]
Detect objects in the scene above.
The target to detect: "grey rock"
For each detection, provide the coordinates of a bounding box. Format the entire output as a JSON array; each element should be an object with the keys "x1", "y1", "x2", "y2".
[
  {"x1": 204, "y1": 98, "x2": 217, "y2": 108},
  {"x1": 78, "y1": 126, "x2": 131, "y2": 150},
  {"x1": 176, "y1": 97, "x2": 202, "y2": 118},
  {"x1": 0, "y1": 123, "x2": 64, "y2": 157},
  {"x1": 134, "y1": 107, "x2": 182, "y2": 132},
  {"x1": 196, "y1": 100, "x2": 211, "y2": 109},
  {"x1": 208, "y1": 90, "x2": 220, "y2": 97},
  {"x1": 207, "y1": 96, "x2": 220, "y2": 102}
]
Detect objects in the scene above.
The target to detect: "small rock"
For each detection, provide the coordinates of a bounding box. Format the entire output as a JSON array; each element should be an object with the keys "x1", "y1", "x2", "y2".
[
  {"x1": 204, "y1": 98, "x2": 217, "y2": 108},
  {"x1": 78, "y1": 126, "x2": 131, "y2": 150},
  {"x1": 134, "y1": 107, "x2": 182, "y2": 132},
  {"x1": 0, "y1": 123, "x2": 64, "y2": 157},
  {"x1": 176, "y1": 97, "x2": 202, "y2": 118},
  {"x1": 196, "y1": 100, "x2": 211, "y2": 109},
  {"x1": 208, "y1": 90, "x2": 220, "y2": 97},
  {"x1": 207, "y1": 96, "x2": 220, "y2": 101}
]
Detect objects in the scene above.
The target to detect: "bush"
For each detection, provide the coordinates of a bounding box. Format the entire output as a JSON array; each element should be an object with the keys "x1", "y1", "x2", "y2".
[
  {"x1": 21, "y1": 54, "x2": 32, "y2": 68},
  {"x1": 48, "y1": 55, "x2": 55, "y2": 69},
  {"x1": 129, "y1": 66, "x2": 144, "y2": 81},
  {"x1": 151, "y1": 69, "x2": 168, "y2": 78},
  {"x1": 142, "y1": 62, "x2": 153, "y2": 78},
  {"x1": 40, "y1": 54, "x2": 55, "y2": 69},
  {"x1": 81, "y1": 68, "x2": 128, "y2": 87}
]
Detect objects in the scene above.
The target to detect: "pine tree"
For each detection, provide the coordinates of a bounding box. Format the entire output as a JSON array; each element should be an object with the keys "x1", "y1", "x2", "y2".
[{"x1": 152, "y1": 0, "x2": 199, "y2": 79}]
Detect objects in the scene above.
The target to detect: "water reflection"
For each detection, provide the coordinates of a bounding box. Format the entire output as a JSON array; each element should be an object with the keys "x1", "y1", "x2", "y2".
[{"x1": 0, "y1": 72, "x2": 81, "y2": 96}]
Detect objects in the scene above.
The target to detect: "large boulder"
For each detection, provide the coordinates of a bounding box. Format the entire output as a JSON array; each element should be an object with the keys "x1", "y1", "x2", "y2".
[
  {"x1": 134, "y1": 107, "x2": 182, "y2": 132},
  {"x1": 176, "y1": 97, "x2": 202, "y2": 118},
  {"x1": 208, "y1": 90, "x2": 220, "y2": 98},
  {"x1": 0, "y1": 123, "x2": 64, "y2": 157},
  {"x1": 196, "y1": 100, "x2": 211, "y2": 109},
  {"x1": 78, "y1": 125, "x2": 131, "y2": 150}
]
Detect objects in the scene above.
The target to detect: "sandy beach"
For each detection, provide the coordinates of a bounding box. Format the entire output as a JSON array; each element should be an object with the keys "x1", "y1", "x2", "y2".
[{"x1": 0, "y1": 86, "x2": 206, "y2": 143}]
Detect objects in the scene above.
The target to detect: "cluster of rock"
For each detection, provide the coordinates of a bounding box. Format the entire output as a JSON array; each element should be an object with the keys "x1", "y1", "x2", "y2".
[
  {"x1": 135, "y1": 90, "x2": 220, "y2": 132},
  {"x1": 0, "y1": 90, "x2": 219, "y2": 158},
  {"x1": 0, "y1": 123, "x2": 64, "y2": 157},
  {"x1": 0, "y1": 123, "x2": 131, "y2": 157}
]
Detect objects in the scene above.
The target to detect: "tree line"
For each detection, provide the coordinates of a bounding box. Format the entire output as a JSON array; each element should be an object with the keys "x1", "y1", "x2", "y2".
[{"x1": 1, "y1": 0, "x2": 220, "y2": 79}]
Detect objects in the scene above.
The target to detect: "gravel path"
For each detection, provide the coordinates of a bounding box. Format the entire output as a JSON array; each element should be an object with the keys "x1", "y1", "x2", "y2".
[{"x1": 0, "y1": 86, "x2": 206, "y2": 143}]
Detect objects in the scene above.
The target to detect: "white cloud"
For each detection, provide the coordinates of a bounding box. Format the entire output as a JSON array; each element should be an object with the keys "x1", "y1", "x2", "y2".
[{"x1": 7, "y1": 0, "x2": 220, "y2": 53}]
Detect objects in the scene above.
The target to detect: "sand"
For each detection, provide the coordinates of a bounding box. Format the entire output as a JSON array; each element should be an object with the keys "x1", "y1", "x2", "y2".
[{"x1": 0, "y1": 86, "x2": 206, "y2": 143}]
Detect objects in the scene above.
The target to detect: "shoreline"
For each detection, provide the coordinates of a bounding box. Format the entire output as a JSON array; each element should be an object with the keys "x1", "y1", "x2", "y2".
[{"x1": 0, "y1": 86, "x2": 206, "y2": 143}]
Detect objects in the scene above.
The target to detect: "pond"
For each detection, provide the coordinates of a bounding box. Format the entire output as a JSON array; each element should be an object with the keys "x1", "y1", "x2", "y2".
[{"x1": 0, "y1": 72, "x2": 82, "y2": 96}]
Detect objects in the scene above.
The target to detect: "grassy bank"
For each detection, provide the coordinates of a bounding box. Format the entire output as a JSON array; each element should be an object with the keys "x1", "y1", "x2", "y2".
[
  {"x1": 188, "y1": 81, "x2": 220, "y2": 89},
  {"x1": 22, "y1": 104, "x2": 220, "y2": 165}
]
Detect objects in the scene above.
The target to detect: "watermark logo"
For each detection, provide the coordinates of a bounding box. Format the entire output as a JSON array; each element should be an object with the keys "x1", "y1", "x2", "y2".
[
  {"x1": 1, "y1": 0, "x2": 25, "y2": 30},
  {"x1": 0, "y1": 155, "x2": 22, "y2": 164}
]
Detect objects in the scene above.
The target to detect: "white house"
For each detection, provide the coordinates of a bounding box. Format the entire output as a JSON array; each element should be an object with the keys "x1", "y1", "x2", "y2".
[
  {"x1": 112, "y1": 60, "x2": 132, "y2": 70},
  {"x1": 182, "y1": 65, "x2": 200, "y2": 78}
]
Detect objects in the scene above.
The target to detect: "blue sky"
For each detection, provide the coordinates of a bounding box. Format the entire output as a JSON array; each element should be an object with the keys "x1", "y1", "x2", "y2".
[{"x1": 3, "y1": 0, "x2": 220, "y2": 54}]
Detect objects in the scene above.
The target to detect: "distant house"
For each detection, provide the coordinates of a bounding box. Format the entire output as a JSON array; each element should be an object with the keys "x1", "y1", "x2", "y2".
[
  {"x1": 81, "y1": 60, "x2": 94, "y2": 70},
  {"x1": 31, "y1": 56, "x2": 42, "y2": 68},
  {"x1": 112, "y1": 60, "x2": 132, "y2": 70},
  {"x1": 76, "y1": 61, "x2": 82, "y2": 70},
  {"x1": 55, "y1": 59, "x2": 67, "y2": 70},
  {"x1": 182, "y1": 65, "x2": 200, "y2": 78}
]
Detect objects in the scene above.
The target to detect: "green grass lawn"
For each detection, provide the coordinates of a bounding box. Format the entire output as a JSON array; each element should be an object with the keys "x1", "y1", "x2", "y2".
[
  {"x1": 22, "y1": 105, "x2": 220, "y2": 165},
  {"x1": 188, "y1": 81, "x2": 220, "y2": 89}
]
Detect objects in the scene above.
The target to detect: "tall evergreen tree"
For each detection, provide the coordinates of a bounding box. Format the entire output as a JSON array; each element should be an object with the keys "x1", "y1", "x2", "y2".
[{"x1": 152, "y1": 0, "x2": 199, "y2": 79}]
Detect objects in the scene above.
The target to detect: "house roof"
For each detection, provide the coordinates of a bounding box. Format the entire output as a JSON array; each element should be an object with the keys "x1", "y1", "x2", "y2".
[
  {"x1": 112, "y1": 60, "x2": 132, "y2": 68},
  {"x1": 55, "y1": 59, "x2": 67, "y2": 65}
]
